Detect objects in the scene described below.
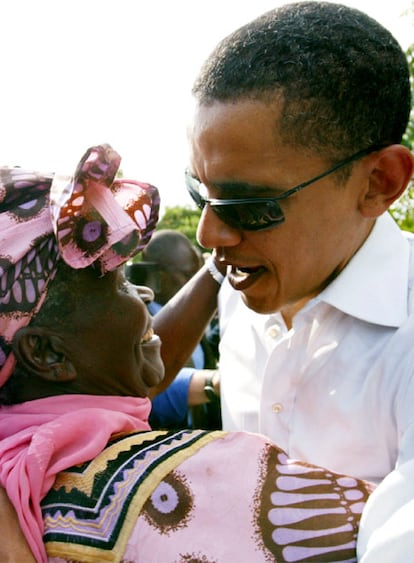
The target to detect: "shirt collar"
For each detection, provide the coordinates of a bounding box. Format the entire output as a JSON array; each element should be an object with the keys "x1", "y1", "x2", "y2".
[{"x1": 317, "y1": 212, "x2": 412, "y2": 327}]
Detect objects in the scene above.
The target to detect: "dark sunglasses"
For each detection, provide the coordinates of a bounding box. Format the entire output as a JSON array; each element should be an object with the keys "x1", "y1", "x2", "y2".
[{"x1": 185, "y1": 145, "x2": 384, "y2": 231}]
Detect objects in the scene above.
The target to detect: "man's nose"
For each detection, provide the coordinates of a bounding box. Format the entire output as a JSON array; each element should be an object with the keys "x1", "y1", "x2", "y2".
[{"x1": 196, "y1": 204, "x2": 242, "y2": 249}]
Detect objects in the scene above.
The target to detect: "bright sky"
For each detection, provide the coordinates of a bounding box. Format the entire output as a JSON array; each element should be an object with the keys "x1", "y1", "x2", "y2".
[{"x1": 0, "y1": 0, "x2": 412, "y2": 214}]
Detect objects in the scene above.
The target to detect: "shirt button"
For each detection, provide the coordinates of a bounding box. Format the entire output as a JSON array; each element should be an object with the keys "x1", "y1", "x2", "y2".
[
  {"x1": 272, "y1": 403, "x2": 283, "y2": 413},
  {"x1": 267, "y1": 325, "x2": 282, "y2": 339}
]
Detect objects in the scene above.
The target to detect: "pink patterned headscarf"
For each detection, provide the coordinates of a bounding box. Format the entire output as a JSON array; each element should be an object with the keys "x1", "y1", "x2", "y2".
[{"x1": 0, "y1": 143, "x2": 160, "y2": 387}]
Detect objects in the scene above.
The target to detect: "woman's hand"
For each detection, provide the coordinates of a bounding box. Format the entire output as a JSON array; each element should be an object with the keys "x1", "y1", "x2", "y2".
[{"x1": 0, "y1": 487, "x2": 35, "y2": 562}]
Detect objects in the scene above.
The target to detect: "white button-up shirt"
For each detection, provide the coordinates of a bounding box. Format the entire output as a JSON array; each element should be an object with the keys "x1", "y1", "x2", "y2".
[
  {"x1": 218, "y1": 212, "x2": 414, "y2": 482},
  {"x1": 218, "y1": 212, "x2": 414, "y2": 561}
]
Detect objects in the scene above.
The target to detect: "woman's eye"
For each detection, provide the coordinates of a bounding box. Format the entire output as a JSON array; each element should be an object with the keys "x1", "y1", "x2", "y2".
[{"x1": 118, "y1": 279, "x2": 132, "y2": 294}]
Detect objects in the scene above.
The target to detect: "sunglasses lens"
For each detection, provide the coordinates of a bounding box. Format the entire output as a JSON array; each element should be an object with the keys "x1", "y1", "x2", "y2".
[
  {"x1": 185, "y1": 178, "x2": 206, "y2": 210},
  {"x1": 213, "y1": 201, "x2": 285, "y2": 231},
  {"x1": 184, "y1": 172, "x2": 285, "y2": 231}
]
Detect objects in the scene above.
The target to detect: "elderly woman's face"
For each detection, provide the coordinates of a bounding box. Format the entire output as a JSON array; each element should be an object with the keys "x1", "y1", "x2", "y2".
[{"x1": 66, "y1": 267, "x2": 164, "y2": 397}]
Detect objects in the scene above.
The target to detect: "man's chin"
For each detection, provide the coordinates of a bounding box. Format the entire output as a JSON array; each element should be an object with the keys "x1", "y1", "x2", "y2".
[{"x1": 239, "y1": 291, "x2": 279, "y2": 315}]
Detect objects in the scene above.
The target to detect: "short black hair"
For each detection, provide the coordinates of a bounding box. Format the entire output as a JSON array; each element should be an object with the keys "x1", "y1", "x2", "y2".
[{"x1": 192, "y1": 1, "x2": 411, "y2": 161}]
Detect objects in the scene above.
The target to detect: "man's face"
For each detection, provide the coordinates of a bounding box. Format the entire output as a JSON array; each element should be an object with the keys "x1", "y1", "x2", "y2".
[{"x1": 188, "y1": 99, "x2": 374, "y2": 317}]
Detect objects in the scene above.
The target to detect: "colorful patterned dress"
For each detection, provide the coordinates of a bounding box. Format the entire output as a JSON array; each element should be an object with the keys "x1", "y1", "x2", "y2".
[{"x1": 43, "y1": 429, "x2": 373, "y2": 563}]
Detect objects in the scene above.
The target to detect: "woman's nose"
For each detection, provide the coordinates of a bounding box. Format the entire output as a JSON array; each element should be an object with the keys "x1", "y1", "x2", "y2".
[{"x1": 136, "y1": 285, "x2": 154, "y2": 304}]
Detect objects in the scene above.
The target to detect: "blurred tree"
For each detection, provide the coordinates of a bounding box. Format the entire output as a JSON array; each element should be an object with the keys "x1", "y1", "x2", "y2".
[
  {"x1": 156, "y1": 205, "x2": 202, "y2": 248},
  {"x1": 132, "y1": 205, "x2": 203, "y2": 259},
  {"x1": 390, "y1": 42, "x2": 414, "y2": 231}
]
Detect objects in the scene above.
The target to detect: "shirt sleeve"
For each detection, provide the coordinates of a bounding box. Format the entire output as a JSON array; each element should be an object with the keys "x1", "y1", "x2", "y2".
[
  {"x1": 149, "y1": 368, "x2": 194, "y2": 428},
  {"x1": 357, "y1": 456, "x2": 414, "y2": 562},
  {"x1": 357, "y1": 367, "x2": 414, "y2": 562}
]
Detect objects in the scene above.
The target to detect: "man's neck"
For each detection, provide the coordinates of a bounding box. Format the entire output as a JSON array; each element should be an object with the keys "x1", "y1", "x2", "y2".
[{"x1": 281, "y1": 296, "x2": 313, "y2": 329}]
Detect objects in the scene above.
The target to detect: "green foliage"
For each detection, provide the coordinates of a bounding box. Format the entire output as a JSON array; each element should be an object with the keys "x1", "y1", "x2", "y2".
[
  {"x1": 154, "y1": 205, "x2": 202, "y2": 248},
  {"x1": 131, "y1": 205, "x2": 202, "y2": 263},
  {"x1": 403, "y1": 44, "x2": 414, "y2": 153},
  {"x1": 390, "y1": 185, "x2": 414, "y2": 232},
  {"x1": 390, "y1": 43, "x2": 414, "y2": 231}
]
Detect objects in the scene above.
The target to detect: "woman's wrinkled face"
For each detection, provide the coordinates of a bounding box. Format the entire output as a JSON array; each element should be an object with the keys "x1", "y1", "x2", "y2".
[{"x1": 65, "y1": 267, "x2": 164, "y2": 397}]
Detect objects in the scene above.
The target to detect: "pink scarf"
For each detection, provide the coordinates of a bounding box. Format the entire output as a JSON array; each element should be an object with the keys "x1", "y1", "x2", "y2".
[{"x1": 0, "y1": 394, "x2": 151, "y2": 563}]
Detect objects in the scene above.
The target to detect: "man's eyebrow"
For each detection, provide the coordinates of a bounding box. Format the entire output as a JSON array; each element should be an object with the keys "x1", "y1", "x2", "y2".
[{"x1": 210, "y1": 180, "x2": 282, "y2": 197}]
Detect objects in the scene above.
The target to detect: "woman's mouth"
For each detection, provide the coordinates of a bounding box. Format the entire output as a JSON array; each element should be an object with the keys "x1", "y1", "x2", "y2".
[{"x1": 141, "y1": 327, "x2": 155, "y2": 344}]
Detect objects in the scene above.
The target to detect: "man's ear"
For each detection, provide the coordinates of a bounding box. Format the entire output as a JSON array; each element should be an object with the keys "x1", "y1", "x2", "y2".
[
  {"x1": 359, "y1": 145, "x2": 414, "y2": 218},
  {"x1": 12, "y1": 327, "x2": 77, "y2": 382}
]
